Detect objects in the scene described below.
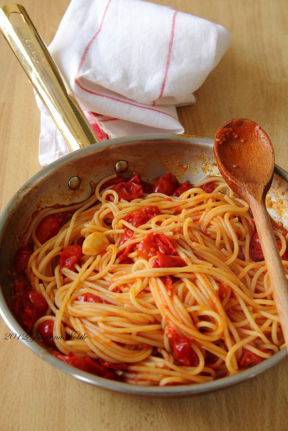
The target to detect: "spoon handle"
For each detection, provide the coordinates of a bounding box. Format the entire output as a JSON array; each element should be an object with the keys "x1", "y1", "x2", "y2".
[{"x1": 250, "y1": 198, "x2": 288, "y2": 347}]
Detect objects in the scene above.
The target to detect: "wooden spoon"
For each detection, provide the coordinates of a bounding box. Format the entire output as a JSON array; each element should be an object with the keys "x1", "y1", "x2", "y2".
[{"x1": 214, "y1": 118, "x2": 288, "y2": 347}]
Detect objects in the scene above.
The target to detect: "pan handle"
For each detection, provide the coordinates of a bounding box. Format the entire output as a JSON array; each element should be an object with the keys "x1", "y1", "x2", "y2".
[{"x1": 0, "y1": 3, "x2": 98, "y2": 152}]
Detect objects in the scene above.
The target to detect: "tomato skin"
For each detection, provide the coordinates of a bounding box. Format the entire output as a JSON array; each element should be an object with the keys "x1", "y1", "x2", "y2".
[
  {"x1": 162, "y1": 275, "x2": 173, "y2": 296},
  {"x1": 249, "y1": 231, "x2": 288, "y2": 262},
  {"x1": 238, "y1": 348, "x2": 264, "y2": 369},
  {"x1": 36, "y1": 214, "x2": 66, "y2": 243},
  {"x1": 76, "y1": 293, "x2": 103, "y2": 303},
  {"x1": 60, "y1": 245, "x2": 83, "y2": 269},
  {"x1": 27, "y1": 290, "x2": 48, "y2": 315},
  {"x1": 137, "y1": 233, "x2": 176, "y2": 260},
  {"x1": 152, "y1": 253, "x2": 186, "y2": 268},
  {"x1": 14, "y1": 245, "x2": 33, "y2": 274},
  {"x1": 38, "y1": 320, "x2": 55, "y2": 347},
  {"x1": 123, "y1": 206, "x2": 160, "y2": 228},
  {"x1": 152, "y1": 173, "x2": 179, "y2": 195},
  {"x1": 52, "y1": 351, "x2": 120, "y2": 380},
  {"x1": 167, "y1": 325, "x2": 199, "y2": 367},
  {"x1": 112, "y1": 173, "x2": 143, "y2": 201},
  {"x1": 119, "y1": 228, "x2": 134, "y2": 247},
  {"x1": 201, "y1": 182, "x2": 216, "y2": 193},
  {"x1": 118, "y1": 206, "x2": 161, "y2": 262},
  {"x1": 218, "y1": 283, "x2": 231, "y2": 303},
  {"x1": 12, "y1": 285, "x2": 48, "y2": 333},
  {"x1": 173, "y1": 181, "x2": 191, "y2": 197},
  {"x1": 118, "y1": 243, "x2": 134, "y2": 263},
  {"x1": 100, "y1": 176, "x2": 124, "y2": 191}
]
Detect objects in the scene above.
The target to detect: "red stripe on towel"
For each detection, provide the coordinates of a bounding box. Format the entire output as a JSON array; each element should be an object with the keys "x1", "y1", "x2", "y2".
[
  {"x1": 75, "y1": 78, "x2": 178, "y2": 121},
  {"x1": 157, "y1": 10, "x2": 178, "y2": 100},
  {"x1": 76, "y1": 0, "x2": 112, "y2": 76}
]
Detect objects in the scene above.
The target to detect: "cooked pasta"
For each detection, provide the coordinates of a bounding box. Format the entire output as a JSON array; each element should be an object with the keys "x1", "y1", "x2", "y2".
[{"x1": 12, "y1": 172, "x2": 287, "y2": 386}]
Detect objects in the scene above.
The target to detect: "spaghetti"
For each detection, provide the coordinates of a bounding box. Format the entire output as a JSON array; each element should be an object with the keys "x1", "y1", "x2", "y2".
[{"x1": 12, "y1": 172, "x2": 287, "y2": 386}]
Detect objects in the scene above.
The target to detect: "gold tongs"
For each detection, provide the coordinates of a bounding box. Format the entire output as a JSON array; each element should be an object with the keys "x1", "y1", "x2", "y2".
[{"x1": 0, "y1": 3, "x2": 98, "y2": 152}]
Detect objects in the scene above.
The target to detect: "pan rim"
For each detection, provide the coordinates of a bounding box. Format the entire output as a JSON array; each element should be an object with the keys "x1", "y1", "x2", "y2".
[{"x1": 0, "y1": 133, "x2": 286, "y2": 396}]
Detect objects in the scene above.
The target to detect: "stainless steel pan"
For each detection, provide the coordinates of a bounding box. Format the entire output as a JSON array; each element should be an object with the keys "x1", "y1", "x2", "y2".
[{"x1": 0, "y1": 4, "x2": 286, "y2": 396}]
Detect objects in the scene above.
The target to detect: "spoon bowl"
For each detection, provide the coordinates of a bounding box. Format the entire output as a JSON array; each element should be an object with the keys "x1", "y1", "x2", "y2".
[{"x1": 214, "y1": 118, "x2": 274, "y2": 202}]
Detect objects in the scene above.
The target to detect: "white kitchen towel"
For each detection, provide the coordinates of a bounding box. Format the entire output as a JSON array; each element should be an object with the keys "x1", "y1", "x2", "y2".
[{"x1": 38, "y1": 0, "x2": 230, "y2": 165}]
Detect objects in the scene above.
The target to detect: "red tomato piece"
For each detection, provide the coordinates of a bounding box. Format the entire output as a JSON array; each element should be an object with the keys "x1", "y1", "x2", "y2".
[
  {"x1": 152, "y1": 253, "x2": 186, "y2": 268},
  {"x1": 167, "y1": 325, "x2": 199, "y2": 367},
  {"x1": 38, "y1": 320, "x2": 55, "y2": 347},
  {"x1": 14, "y1": 245, "x2": 33, "y2": 274},
  {"x1": 201, "y1": 182, "x2": 217, "y2": 193},
  {"x1": 152, "y1": 173, "x2": 179, "y2": 195},
  {"x1": 173, "y1": 181, "x2": 191, "y2": 197},
  {"x1": 119, "y1": 228, "x2": 134, "y2": 246},
  {"x1": 98, "y1": 358, "x2": 128, "y2": 370},
  {"x1": 118, "y1": 207, "x2": 161, "y2": 261},
  {"x1": 238, "y1": 348, "x2": 264, "y2": 369},
  {"x1": 100, "y1": 176, "x2": 125, "y2": 191},
  {"x1": 123, "y1": 206, "x2": 160, "y2": 228},
  {"x1": 27, "y1": 290, "x2": 48, "y2": 315},
  {"x1": 137, "y1": 232, "x2": 177, "y2": 260},
  {"x1": 60, "y1": 245, "x2": 83, "y2": 270},
  {"x1": 18, "y1": 302, "x2": 38, "y2": 333},
  {"x1": 218, "y1": 283, "x2": 231, "y2": 302},
  {"x1": 112, "y1": 173, "x2": 143, "y2": 201},
  {"x1": 249, "y1": 231, "x2": 288, "y2": 262},
  {"x1": 162, "y1": 275, "x2": 173, "y2": 296},
  {"x1": 76, "y1": 293, "x2": 103, "y2": 303},
  {"x1": 13, "y1": 278, "x2": 28, "y2": 296},
  {"x1": 118, "y1": 243, "x2": 134, "y2": 263},
  {"x1": 52, "y1": 351, "x2": 120, "y2": 380},
  {"x1": 36, "y1": 214, "x2": 64, "y2": 243},
  {"x1": 12, "y1": 288, "x2": 47, "y2": 333}
]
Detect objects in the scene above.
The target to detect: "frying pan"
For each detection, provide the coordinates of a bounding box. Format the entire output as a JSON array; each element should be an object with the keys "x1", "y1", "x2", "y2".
[{"x1": 0, "y1": 4, "x2": 286, "y2": 396}]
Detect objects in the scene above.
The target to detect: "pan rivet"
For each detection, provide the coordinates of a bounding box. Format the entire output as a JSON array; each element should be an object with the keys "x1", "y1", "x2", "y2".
[
  {"x1": 115, "y1": 160, "x2": 129, "y2": 173},
  {"x1": 68, "y1": 176, "x2": 81, "y2": 190}
]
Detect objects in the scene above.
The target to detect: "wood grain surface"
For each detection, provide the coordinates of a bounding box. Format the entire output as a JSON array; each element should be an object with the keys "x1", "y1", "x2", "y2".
[{"x1": 0, "y1": 1, "x2": 288, "y2": 430}]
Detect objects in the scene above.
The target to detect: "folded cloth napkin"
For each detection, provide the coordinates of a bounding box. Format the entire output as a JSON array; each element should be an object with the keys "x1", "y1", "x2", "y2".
[{"x1": 38, "y1": 0, "x2": 230, "y2": 165}]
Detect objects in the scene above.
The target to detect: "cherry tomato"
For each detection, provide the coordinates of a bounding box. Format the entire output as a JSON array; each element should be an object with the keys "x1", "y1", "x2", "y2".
[
  {"x1": 14, "y1": 245, "x2": 33, "y2": 274},
  {"x1": 249, "y1": 231, "x2": 288, "y2": 262},
  {"x1": 167, "y1": 325, "x2": 199, "y2": 367},
  {"x1": 100, "y1": 176, "x2": 126, "y2": 191},
  {"x1": 218, "y1": 283, "x2": 231, "y2": 302},
  {"x1": 123, "y1": 206, "x2": 160, "y2": 228},
  {"x1": 173, "y1": 181, "x2": 191, "y2": 197},
  {"x1": 118, "y1": 243, "x2": 134, "y2": 263},
  {"x1": 36, "y1": 214, "x2": 63, "y2": 243},
  {"x1": 13, "y1": 278, "x2": 28, "y2": 296},
  {"x1": 12, "y1": 288, "x2": 47, "y2": 333},
  {"x1": 38, "y1": 320, "x2": 55, "y2": 347},
  {"x1": 27, "y1": 290, "x2": 48, "y2": 315},
  {"x1": 137, "y1": 233, "x2": 176, "y2": 260},
  {"x1": 112, "y1": 173, "x2": 143, "y2": 201},
  {"x1": 238, "y1": 348, "x2": 264, "y2": 369},
  {"x1": 53, "y1": 351, "x2": 120, "y2": 380},
  {"x1": 118, "y1": 207, "x2": 161, "y2": 261},
  {"x1": 152, "y1": 173, "x2": 179, "y2": 195},
  {"x1": 201, "y1": 182, "x2": 216, "y2": 193},
  {"x1": 60, "y1": 245, "x2": 83, "y2": 269},
  {"x1": 152, "y1": 254, "x2": 186, "y2": 268},
  {"x1": 119, "y1": 228, "x2": 134, "y2": 246}
]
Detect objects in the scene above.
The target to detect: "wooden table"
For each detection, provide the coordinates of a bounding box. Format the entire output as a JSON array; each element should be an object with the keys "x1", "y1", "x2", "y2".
[{"x1": 0, "y1": 1, "x2": 287, "y2": 430}]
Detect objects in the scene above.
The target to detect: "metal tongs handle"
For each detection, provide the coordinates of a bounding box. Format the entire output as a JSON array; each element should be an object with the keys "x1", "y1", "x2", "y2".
[{"x1": 0, "y1": 3, "x2": 97, "y2": 152}]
